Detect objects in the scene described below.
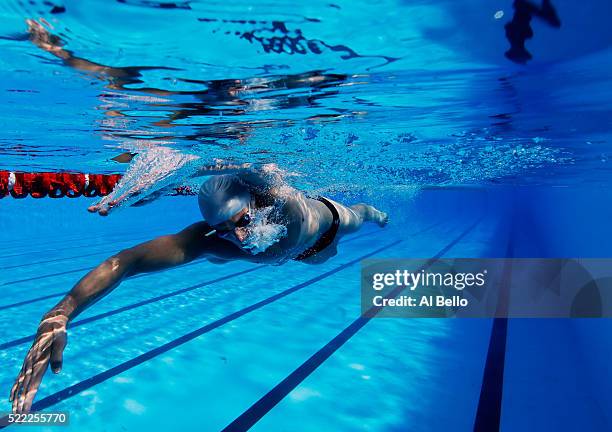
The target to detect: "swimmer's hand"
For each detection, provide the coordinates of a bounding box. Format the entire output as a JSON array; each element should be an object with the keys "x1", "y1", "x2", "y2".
[
  {"x1": 88, "y1": 147, "x2": 199, "y2": 216},
  {"x1": 26, "y1": 19, "x2": 67, "y2": 57},
  {"x1": 9, "y1": 311, "x2": 68, "y2": 414}
]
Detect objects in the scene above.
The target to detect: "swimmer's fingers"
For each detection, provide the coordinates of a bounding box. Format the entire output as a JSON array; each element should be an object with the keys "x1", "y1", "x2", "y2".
[
  {"x1": 95, "y1": 196, "x2": 125, "y2": 216},
  {"x1": 25, "y1": 19, "x2": 37, "y2": 32},
  {"x1": 9, "y1": 353, "x2": 32, "y2": 402},
  {"x1": 16, "y1": 356, "x2": 49, "y2": 414},
  {"x1": 88, "y1": 201, "x2": 113, "y2": 216},
  {"x1": 11, "y1": 348, "x2": 49, "y2": 413},
  {"x1": 261, "y1": 163, "x2": 279, "y2": 171},
  {"x1": 87, "y1": 199, "x2": 114, "y2": 216},
  {"x1": 9, "y1": 365, "x2": 24, "y2": 404},
  {"x1": 16, "y1": 357, "x2": 37, "y2": 413},
  {"x1": 88, "y1": 188, "x2": 140, "y2": 216},
  {"x1": 10, "y1": 344, "x2": 38, "y2": 407},
  {"x1": 10, "y1": 371, "x2": 25, "y2": 412},
  {"x1": 25, "y1": 19, "x2": 58, "y2": 53},
  {"x1": 87, "y1": 184, "x2": 124, "y2": 215},
  {"x1": 10, "y1": 321, "x2": 61, "y2": 412},
  {"x1": 103, "y1": 190, "x2": 143, "y2": 214},
  {"x1": 25, "y1": 19, "x2": 44, "y2": 34}
]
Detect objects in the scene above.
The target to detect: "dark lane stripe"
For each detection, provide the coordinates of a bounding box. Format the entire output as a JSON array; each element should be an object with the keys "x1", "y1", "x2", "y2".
[
  {"x1": 221, "y1": 218, "x2": 480, "y2": 432},
  {"x1": 1, "y1": 266, "x2": 94, "y2": 287},
  {"x1": 0, "y1": 258, "x2": 210, "y2": 308},
  {"x1": 1, "y1": 256, "x2": 207, "y2": 290},
  {"x1": 473, "y1": 234, "x2": 514, "y2": 432},
  {"x1": 0, "y1": 293, "x2": 66, "y2": 313},
  {"x1": 1, "y1": 250, "x2": 116, "y2": 271},
  {"x1": 0, "y1": 240, "x2": 401, "y2": 428},
  {"x1": 0, "y1": 233, "x2": 158, "y2": 261},
  {"x1": 0, "y1": 233, "x2": 161, "y2": 269},
  {"x1": 473, "y1": 319, "x2": 508, "y2": 432},
  {"x1": 0, "y1": 226, "x2": 172, "y2": 258},
  {"x1": 0, "y1": 266, "x2": 265, "y2": 351}
]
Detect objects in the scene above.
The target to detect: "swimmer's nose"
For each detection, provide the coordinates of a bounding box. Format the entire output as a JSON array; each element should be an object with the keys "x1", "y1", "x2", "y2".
[{"x1": 234, "y1": 227, "x2": 248, "y2": 243}]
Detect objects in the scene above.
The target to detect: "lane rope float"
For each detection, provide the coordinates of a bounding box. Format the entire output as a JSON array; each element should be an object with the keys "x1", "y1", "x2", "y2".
[{"x1": 0, "y1": 170, "x2": 196, "y2": 199}]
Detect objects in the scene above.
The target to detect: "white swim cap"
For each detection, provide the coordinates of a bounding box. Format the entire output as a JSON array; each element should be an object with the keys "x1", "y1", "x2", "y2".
[{"x1": 198, "y1": 175, "x2": 251, "y2": 225}]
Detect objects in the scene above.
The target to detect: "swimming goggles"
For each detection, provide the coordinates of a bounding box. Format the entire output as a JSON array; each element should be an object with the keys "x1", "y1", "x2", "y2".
[{"x1": 204, "y1": 212, "x2": 252, "y2": 237}]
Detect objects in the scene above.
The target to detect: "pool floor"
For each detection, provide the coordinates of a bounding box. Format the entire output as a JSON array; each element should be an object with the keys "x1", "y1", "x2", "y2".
[{"x1": 0, "y1": 190, "x2": 610, "y2": 431}]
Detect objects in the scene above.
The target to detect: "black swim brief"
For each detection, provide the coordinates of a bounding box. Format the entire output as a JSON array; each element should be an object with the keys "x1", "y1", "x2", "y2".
[{"x1": 293, "y1": 196, "x2": 340, "y2": 261}]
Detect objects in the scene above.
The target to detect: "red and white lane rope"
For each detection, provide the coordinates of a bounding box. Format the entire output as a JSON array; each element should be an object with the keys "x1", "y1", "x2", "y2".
[{"x1": 0, "y1": 171, "x2": 196, "y2": 199}]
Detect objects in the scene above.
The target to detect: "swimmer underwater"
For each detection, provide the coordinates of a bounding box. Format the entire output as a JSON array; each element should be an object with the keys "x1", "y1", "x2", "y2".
[{"x1": 9, "y1": 160, "x2": 388, "y2": 413}]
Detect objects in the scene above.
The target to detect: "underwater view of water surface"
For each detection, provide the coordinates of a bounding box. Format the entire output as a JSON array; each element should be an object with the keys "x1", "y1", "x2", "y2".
[{"x1": 1, "y1": 0, "x2": 612, "y2": 431}]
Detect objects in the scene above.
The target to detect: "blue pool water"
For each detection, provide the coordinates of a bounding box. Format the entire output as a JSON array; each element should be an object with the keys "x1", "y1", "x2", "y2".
[{"x1": 1, "y1": 0, "x2": 612, "y2": 431}]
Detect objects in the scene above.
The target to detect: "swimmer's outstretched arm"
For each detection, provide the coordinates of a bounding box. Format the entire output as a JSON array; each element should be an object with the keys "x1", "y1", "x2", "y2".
[
  {"x1": 26, "y1": 20, "x2": 128, "y2": 82},
  {"x1": 10, "y1": 222, "x2": 241, "y2": 414},
  {"x1": 26, "y1": 19, "x2": 176, "y2": 93},
  {"x1": 89, "y1": 159, "x2": 289, "y2": 216}
]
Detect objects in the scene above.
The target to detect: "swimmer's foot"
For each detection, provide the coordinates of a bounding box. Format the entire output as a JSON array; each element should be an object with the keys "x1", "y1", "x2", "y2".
[
  {"x1": 374, "y1": 209, "x2": 389, "y2": 227},
  {"x1": 541, "y1": 0, "x2": 561, "y2": 27},
  {"x1": 352, "y1": 204, "x2": 389, "y2": 227}
]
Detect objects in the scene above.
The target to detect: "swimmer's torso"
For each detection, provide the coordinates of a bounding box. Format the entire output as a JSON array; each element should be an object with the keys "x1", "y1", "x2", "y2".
[{"x1": 204, "y1": 191, "x2": 338, "y2": 265}]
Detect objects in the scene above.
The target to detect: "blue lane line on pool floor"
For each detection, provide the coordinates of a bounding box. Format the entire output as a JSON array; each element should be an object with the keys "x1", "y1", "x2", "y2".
[
  {"x1": 221, "y1": 218, "x2": 481, "y2": 432},
  {"x1": 0, "y1": 232, "x2": 163, "y2": 261},
  {"x1": 0, "y1": 227, "x2": 170, "y2": 258},
  {"x1": 0, "y1": 234, "x2": 163, "y2": 268},
  {"x1": 1, "y1": 250, "x2": 126, "y2": 271},
  {"x1": 0, "y1": 228, "x2": 178, "y2": 269},
  {"x1": 0, "y1": 240, "x2": 402, "y2": 428},
  {"x1": 1, "y1": 266, "x2": 103, "y2": 288},
  {"x1": 0, "y1": 266, "x2": 265, "y2": 351},
  {"x1": 0, "y1": 258, "x2": 207, "y2": 307}
]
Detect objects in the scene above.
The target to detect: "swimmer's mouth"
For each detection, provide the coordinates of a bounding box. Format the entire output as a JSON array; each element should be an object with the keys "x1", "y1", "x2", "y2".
[
  {"x1": 204, "y1": 213, "x2": 253, "y2": 238},
  {"x1": 203, "y1": 229, "x2": 250, "y2": 248}
]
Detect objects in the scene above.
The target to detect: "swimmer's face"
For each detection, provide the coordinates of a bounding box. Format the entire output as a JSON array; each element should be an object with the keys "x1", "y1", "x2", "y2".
[
  {"x1": 213, "y1": 202, "x2": 288, "y2": 254},
  {"x1": 212, "y1": 206, "x2": 252, "y2": 246}
]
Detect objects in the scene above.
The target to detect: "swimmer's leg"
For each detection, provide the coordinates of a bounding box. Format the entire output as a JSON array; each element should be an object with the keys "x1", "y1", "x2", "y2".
[
  {"x1": 335, "y1": 202, "x2": 388, "y2": 235},
  {"x1": 350, "y1": 203, "x2": 389, "y2": 227}
]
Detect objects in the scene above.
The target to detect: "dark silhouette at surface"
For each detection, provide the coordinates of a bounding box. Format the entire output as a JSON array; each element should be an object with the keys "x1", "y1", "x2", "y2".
[
  {"x1": 504, "y1": 0, "x2": 561, "y2": 64},
  {"x1": 197, "y1": 17, "x2": 397, "y2": 69},
  {"x1": 24, "y1": 19, "x2": 349, "y2": 139},
  {"x1": 49, "y1": 5, "x2": 66, "y2": 14}
]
